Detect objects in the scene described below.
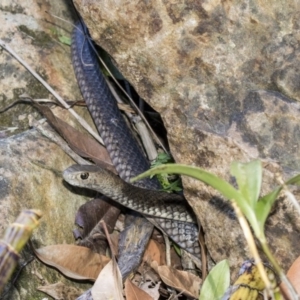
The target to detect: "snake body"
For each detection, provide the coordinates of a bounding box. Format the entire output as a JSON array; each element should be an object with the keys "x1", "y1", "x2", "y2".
[
  {"x1": 70, "y1": 21, "x2": 200, "y2": 256},
  {"x1": 63, "y1": 164, "x2": 196, "y2": 223}
]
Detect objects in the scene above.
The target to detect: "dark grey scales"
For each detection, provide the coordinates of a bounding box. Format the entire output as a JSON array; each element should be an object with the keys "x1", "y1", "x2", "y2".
[
  {"x1": 69, "y1": 21, "x2": 200, "y2": 256},
  {"x1": 63, "y1": 164, "x2": 196, "y2": 223}
]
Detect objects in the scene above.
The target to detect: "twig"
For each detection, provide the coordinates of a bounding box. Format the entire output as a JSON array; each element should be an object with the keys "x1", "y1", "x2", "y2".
[
  {"x1": 276, "y1": 174, "x2": 300, "y2": 216},
  {"x1": 99, "y1": 220, "x2": 116, "y2": 258},
  {"x1": 232, "y1": 202, "x2": 272, "y2": 293},
  {"x1": 163, "y1": 233, "x2": 171, "y2": 267},
  {"x1": 198, "y1": 225, "x2": 207, "y2": 280},
  {"x1": 0, "y1": 39, "x2": 104, "y2": 145},
  {"x1": 106, "y1": 80, "x2": 158, "y2": 161},
  {"x1": 99, "y1": 52, "x2": 167, "y2": 153}
]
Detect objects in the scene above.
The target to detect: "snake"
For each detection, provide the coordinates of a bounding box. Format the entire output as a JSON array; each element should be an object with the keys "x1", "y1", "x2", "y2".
[
  {"x1": 63, "y1": 164, "x2": 196, "y2": 223},
  {"x1": 68, "y1": 20, "x2": 200, "y2": 257}
]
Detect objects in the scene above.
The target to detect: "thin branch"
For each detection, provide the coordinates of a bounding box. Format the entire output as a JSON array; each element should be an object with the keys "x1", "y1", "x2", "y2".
[{"x1": 276, "y1": 174, "x2": 300, "y2": 217}]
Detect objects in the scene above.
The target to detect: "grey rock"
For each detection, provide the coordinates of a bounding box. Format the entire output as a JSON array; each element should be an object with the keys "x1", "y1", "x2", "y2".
[
  {"x1": 0, "y1": 0, "x2": 93, "y2": 297},
  {"x1": 0, "y1": 129, "x2": 91, "y2": 298}
]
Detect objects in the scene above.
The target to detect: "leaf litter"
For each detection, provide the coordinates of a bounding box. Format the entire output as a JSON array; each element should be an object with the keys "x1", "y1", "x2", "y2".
[{"x1": 18, "y1": 103, "x2": 204, "y2": 299}]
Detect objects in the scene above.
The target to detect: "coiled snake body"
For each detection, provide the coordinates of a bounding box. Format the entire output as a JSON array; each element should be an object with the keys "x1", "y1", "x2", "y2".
[{"x1": 68, "y1": 21, "x2": 200, "y2": 257}]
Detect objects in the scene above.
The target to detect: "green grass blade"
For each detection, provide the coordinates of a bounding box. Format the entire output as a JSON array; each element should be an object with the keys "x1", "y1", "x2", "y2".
[
  {"x1": 199, "y1": 259, "x2": 230, "y2": 300},
  {"x1": 131, "y1": 163, "x2": 260, "y2": 228},
  {"x1": 285, "y1": 174, "x2": 300, "y2": 185},
  {"x1": 255, "y1": 188, "x2": 281, "y2": 231},
  {"x1": 254, "y1": 173, "x2": 300, "y2": 232},
  {"x1": 132, "y1": 164, "x2": 242, "y2": 201},
  {"x1": 230, "y1": 160, "x2": 262, "y2": 208},
  {"x1": 131, "y1": 163, "x2": 258, "y2": 225}
]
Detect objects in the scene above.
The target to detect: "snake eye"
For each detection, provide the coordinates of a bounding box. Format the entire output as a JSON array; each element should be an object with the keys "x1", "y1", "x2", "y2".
[{"x1": 80, "y1": 172, "x2": 89, "y2": 180}]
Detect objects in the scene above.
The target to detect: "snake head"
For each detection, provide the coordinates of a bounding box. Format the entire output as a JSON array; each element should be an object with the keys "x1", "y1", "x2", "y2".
[{"x1": 62, "y1": 164, "x2": 123, "y2": 196}]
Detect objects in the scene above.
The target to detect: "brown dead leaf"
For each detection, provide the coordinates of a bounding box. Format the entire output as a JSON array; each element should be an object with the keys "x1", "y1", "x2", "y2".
[
  {"x1": 91, "y1": 257, "x2": 123, "y2": 300},
  {"x1": 143, "y1": 239, "x2": 166, "y2": 266},
  {"x1": 33, "y1": 102, "x2": 116, "y2": 173},
  {"x1": 75, "y1": 198, "x2": 111, "y2": 238},
  {"x1": 74, "y1": 196, "x2": 121, "y2": 254},
  {"x1": 125, "y1": 279, "x2": 154, "y2": 300},
  {"x1": 37, "y1": 282, "x2": 84, "y2": 300},
  {"x1": 151, "y1": 261, "x2": 201, "y2": 299},
  {"x1": 34, "y1": 244, "x2": 110, "y2": 281},
  {"x1": 280, "y1": 256, "x2": 300, "y2": 299}
]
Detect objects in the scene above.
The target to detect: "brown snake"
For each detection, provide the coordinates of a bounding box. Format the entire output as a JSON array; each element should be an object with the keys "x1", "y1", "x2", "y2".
[{"x1": 63, "y1": 164, "x2": 196, "y2": 224}]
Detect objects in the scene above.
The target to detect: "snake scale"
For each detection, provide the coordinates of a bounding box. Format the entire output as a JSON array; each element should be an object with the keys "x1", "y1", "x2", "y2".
[{"x1": 68, "y1": 20, "x2": 200, "y2": 257}]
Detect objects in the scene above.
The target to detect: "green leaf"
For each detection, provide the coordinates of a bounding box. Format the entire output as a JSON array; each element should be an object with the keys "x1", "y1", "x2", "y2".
[
  {"x1": 131, "y1": 163, "x2": 260, "y2": 226},
  {"x1": 230, "y1": 160, "x2": 262, "y2": 208},
  {"x1": 132, "y1": 164, "x2": 242, "y2": 202},
  {"x1": 255, "y1": 187, "x2": 281, "y2": 231},
  {"x1": 199, "y1": 259, "x2": 230, "y2": 300},
  {"x1": 98, "y1": 48, "x2": 125, "y2": 80},
  {"x1": 151, "y1": 153, "x2": 173, "y2": 167},
  {"x1": 286, "y1": 174, "x2": 300, "y2": 186},
  {"x1": 58, "y1": 35, "x2": 71, "y2": 46},
  {"x1": 254, "y1": 173, "x2": 300, "y2": 232}
]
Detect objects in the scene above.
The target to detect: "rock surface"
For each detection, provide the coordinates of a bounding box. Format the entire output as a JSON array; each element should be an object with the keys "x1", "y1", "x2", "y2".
[
  {"x1": 0, "y1": 0, "x2": 79, "y2": 135},
  {"x1": 1, "y1": 0, "x2": 300, "y2": 295},
  {"x1": 0, "y1": 0, "x2": 92, "y2": 298},
  {"x1": 74, "y1": 0, "x2": 300, "y2": 275},
  {"x1": 0, "y1": 128, "x2": 92, "y2": 299}
]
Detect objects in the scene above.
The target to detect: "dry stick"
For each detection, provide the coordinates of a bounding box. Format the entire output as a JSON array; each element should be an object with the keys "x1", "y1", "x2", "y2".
[
  {"x1": 163, "y1": 234, "x2": 172, "y2": 267},
  {"x1": 0, "y1": 39, "x2": 104, "y2": 146},
  {"x1": 98, "y1": 53, "x2": 168, "y2": 154},
  {"x1": 100, "y1": 220, "x2": 116, "y2": 258},
  {"x1": 276, "y1": 173, "x2": 300, "y2": 216},
  {"x1": 198, "y1": 225, "x2": 207, "y2": 280},
  {"x1": 107, "y1": 79, "x2": 158, "y2": 161}
]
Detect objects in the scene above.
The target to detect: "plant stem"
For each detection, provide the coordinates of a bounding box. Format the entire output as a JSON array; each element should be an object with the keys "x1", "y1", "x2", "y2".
[
  {"x1": 232, "y1": 203, "x2": 272, "y2": 291},
  {"x1": 259, "y1": 236, "x2": 299, "y2": 300}
]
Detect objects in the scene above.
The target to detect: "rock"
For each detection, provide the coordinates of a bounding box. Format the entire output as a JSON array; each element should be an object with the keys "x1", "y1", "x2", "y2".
[
  {"x1": 0, "y1": 0, "x2": 80, "y2": 136},
  {"x1": 74, "y1": 0, "x2": 300, "y2": 276},
  {"x1": 0, "y1": 0, "x2": 93, "y2": 298},
  {"x1": 0, "y1": 128, "x2": 91, "y2": 298}
]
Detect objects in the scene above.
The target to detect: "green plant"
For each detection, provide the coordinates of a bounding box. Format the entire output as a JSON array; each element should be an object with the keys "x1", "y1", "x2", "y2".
[
  {"x1": 151, "y1": 152, "x2": 182, "y2": 192},
  {"x1": 131, "y1": 160, "x2": 300, "y2": 299},
  {"x1": 199, "y1": 259, "x2": 230, "y2": 300}
]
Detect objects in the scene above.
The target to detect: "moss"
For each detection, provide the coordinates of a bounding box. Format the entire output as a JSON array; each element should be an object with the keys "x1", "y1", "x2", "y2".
[
  {"x1": 25, "y1": 70, "x2": 50, "y2": 99},
  {"x1": 0, "y1": 4, "x2": 25, "y2": 14}
]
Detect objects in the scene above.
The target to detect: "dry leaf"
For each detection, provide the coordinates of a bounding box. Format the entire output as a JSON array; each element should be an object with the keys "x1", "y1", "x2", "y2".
[
  {"x1": 75, "y1": 198, "x2": 112, "y2": 237},
  {"x1": 33, "y1": 102, "x2": 116, "y2": 173},
  {"x1": 125, "y1": 278, "x2": 154, "y2": 300},
  {"x1": 151, "y1": 261, "x2": 201, "y2": 299},
  {"x1": 34, "y1": 244, "x2": 110, "y2": 281},
  {"x1": 91, "y1": 257, "x2": 123, "y2": 300},
  {"x1": 37, "y1": 282, "x2": 84, "y2": 299},
  {"x1": 140, "y1": 279, "x2": 160, "y2": 300},
  {"x1": 143, "y1": 239, "x2": 166, "y2": 266}
]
